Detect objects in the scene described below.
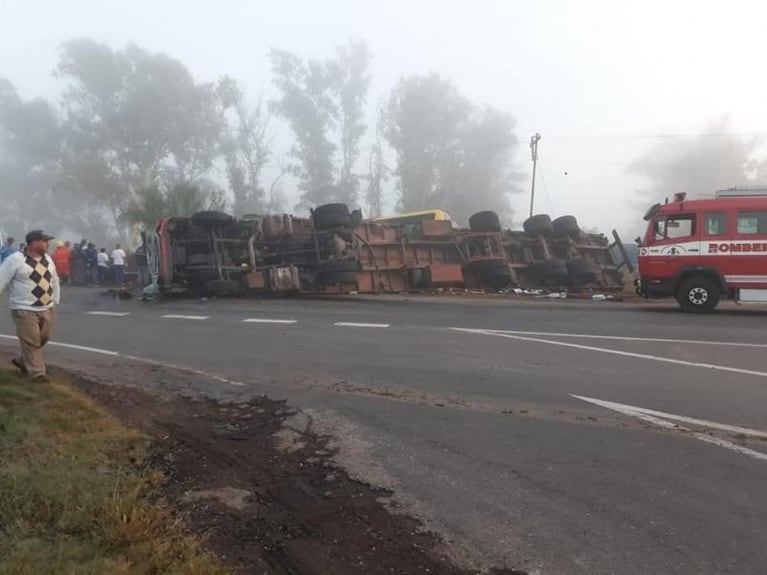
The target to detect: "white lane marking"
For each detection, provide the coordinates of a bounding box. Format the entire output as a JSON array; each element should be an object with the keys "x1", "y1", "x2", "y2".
[
  {"x1": 161, "y1": 314, "x2": 210, "y2": 320},
  {"x1": 0, "y1": 333, "x2": 245, "y2": 387},
  {"x1": 572, "y1": 395, "x2": 767, "y2": 439},
  {"x1": 571, "y1": 395, "x2": 767, "y2": 463},
  {"x1": 454, "y1": 328, "x2": 767, "y2": 349},
  {"x1": 50, "y1": 341, "x2": 120, "y2": 356},
  {"x1": 0, "y1": 333, "x2": 119, "y2": 356},
  {"x1": 693, "y1": 434, "x2": 767, "y2": 462},
  {"x1": 451, "y1": 328, "x2": 767, "y2": 379},
  {"x1": 242, "y1": 318, "x2": 297, "y2": 324},
  {"x1": 334, "y1": 322, "x2": 390, "y2": 328},
  {"x1": 86, "y1": 311, "x2": 131, "y2": 317}
]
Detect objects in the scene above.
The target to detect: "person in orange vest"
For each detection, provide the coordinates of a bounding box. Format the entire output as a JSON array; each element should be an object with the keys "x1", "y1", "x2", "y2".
[{"x1": 52, "y1": 241, "x2": 72, "y2": 284}]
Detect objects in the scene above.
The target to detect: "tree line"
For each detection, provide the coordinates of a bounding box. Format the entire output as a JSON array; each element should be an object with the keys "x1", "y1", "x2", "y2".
[{"x1": 0, "y1": 38, "x2": 521, "y2": 243}]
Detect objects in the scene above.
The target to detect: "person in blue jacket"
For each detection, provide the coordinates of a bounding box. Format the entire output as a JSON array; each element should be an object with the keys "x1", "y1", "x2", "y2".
[
  {"x1": 84, "y1": 242, "x2": 99, "y2": 284},
  {"x1": 0, "y1": 237, "x2": 17, "y2": 262}
]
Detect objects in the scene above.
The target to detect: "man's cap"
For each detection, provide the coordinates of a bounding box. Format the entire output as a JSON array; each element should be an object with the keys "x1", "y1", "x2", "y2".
[{"x1": 25, "y1": 230, "x2": 55, "y2": 244}]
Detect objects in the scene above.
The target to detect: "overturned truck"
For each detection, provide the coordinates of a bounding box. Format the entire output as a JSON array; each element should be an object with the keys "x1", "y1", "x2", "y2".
[
  {"x1": 147, "y1": 204, "x2": 360, "y2": 297},
  {"x1": 146, "y1": 205, "x2": 630, "y2": 296},
  {"x1": 356, "y1": 210, "x2": 629, "y2": 293}
]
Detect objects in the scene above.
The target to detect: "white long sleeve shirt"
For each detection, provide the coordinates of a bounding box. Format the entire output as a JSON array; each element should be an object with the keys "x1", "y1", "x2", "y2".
[{"x1": 0, "y1": 251, "x2": 60, "y2": 311}]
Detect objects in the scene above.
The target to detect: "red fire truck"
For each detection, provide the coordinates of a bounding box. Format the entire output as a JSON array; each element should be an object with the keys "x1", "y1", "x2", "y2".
[{"x1": 638, "y1": 187, "x2": 767, "y2": 312}]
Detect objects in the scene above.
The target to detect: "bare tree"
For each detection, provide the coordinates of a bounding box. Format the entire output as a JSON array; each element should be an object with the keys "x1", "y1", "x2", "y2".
[
  {"x1": 330, "y1": 40, "x2": 372, "y2": 206},
  {"x1": 219, "y1": 78, "x2": 273, "y2": 216},
  {"x1": 269, "y1": 40, "x2": 371, "y2": 208},
  {"x1": 266, "y1": 158, "x2": 291, "y2": 214}
]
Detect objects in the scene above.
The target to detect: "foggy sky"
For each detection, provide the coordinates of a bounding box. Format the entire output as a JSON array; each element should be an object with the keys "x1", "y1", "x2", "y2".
[{"x1": 2, "y1": 0, "x2": 765, "y2": 236}]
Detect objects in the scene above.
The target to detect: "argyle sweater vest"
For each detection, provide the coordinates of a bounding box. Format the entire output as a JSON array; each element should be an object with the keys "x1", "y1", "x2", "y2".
[{"x1": 25, "y1": 255, "x2": 54, "y2": 307}]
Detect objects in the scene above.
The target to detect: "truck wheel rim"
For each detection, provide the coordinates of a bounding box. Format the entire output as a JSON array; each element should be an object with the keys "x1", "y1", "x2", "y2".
[{"x1": 689, "y1": 287, "x2": 708, "y2": 304}]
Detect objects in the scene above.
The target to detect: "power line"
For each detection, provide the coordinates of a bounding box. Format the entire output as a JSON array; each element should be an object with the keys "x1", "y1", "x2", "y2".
[
  {"x1": 537, "y1": 158, "x2": 554, "y2": 214},
  {"x1": 543, "y1": 131, "x2": 767, "y2": 141}
]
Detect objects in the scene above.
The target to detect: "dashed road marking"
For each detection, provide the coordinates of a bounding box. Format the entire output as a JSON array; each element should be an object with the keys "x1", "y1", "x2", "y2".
[
  {"x1": 451, "y1": 328, "x2": 767, "y2": 379},
  {"x1": 86, "y1": 311, "x2": 131, "y2": 317},
  {"x1": 572, "y1": 394, "x2": 767, "y2": 463},
  {"x1": 161, "y1": 314, "x2": 210, "y2": 321},
  {"x1": 453, "y1": 328, "x2": 767, "y2": 349},
  {"x1": 242, "y1": 318, "x2": 297, "y2": 324},
  {"x1": 334, "y1": 322, "x2": 390, "y2": 328}
]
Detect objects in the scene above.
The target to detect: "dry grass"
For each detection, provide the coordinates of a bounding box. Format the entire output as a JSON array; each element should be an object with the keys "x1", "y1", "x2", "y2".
[{"x1": 0, "y1": 369, "x2": 229, "y2": 575}]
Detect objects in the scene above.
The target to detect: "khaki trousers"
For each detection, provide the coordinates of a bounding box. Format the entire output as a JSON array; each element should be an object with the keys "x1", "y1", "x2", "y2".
[{"x1": 11, "y1": 309, "x2": 55, "y2": 377}]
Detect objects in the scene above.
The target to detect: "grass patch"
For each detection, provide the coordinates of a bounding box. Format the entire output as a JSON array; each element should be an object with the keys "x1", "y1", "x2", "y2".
[{"x1": 0, "y1": 369, "x2": 229, "y2": 575}]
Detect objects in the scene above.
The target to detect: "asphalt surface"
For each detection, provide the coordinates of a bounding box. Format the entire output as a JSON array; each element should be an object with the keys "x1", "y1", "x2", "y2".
[{"x1": 3, "y1": 288, "x2": 767, "y2": 574}]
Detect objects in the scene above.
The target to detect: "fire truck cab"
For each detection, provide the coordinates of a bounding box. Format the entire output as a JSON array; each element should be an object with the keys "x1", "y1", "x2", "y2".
[{"x1": 638, "y1": 187, "x2": 767, "y2": 312}]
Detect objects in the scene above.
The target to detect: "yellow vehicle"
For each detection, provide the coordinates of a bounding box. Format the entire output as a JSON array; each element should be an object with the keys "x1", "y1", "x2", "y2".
[{"x1": 371, "y1": 209, "x2": 453, "y2": 226}]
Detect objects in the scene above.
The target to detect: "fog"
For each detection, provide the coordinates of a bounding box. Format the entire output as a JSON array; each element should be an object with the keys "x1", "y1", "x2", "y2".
[{"x1": 2, "y1": 0, "x2": 766, "y2": 244}]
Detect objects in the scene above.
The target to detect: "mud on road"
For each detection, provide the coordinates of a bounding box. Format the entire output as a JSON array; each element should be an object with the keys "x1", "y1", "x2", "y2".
[{"x1": 69, "y1": 372, "x2": 523, "y2": 575}]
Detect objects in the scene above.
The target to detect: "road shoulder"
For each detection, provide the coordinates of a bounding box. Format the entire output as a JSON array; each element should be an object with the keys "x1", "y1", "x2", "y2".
[{"x1": 40, "y1": 359, "x2": 520, "y2": 575}]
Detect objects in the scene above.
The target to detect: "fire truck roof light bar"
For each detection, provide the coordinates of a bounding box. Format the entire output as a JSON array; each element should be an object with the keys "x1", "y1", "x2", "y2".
[{"x1": 715, "y1": 186, "x2": 767, "y2": 198}]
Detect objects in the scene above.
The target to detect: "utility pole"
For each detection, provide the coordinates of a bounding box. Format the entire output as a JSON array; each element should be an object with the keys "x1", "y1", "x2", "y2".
[{"x1": 529, "y1": 132, "x2": 541, "y2": 218}]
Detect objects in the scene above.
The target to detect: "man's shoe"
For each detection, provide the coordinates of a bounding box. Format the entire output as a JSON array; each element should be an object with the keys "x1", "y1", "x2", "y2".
[
  {"x1": 28, "y1": 374, "x2": 50, "y2": 384},
  {"x1": 11, "y1": 358, "x2": 27, "y2": 374}
]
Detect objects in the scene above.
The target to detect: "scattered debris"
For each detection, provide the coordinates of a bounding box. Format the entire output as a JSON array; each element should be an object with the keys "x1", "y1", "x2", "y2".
[{"x1": 70, "y1": 375, "x2": 527, "y2": 575}]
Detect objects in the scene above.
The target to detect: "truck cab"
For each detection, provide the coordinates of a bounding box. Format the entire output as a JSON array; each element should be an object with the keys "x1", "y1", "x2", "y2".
[{"x1": 638, "y1": 187, "x2": 767, "y2": 312}]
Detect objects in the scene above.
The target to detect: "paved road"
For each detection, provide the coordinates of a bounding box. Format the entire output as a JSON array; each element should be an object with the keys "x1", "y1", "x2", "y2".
[{"x1": 3, "y1": 288, "x2": 767, "y2": 574}]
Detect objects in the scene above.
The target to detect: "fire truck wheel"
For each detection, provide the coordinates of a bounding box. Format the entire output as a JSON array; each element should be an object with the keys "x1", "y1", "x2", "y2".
[
  {"x1": 474, "y1": 259, "x2": 512, "y2": 289},
  {"x1": 566, "y1": 259, "x2": 597, "y2": 286},
  {"x1": 313, "y1": 203, "x2": 351, "y2": 230},
  {"x1": 322, "y1": 259, "x2": 359, "y2": 285},
  {"x1": 204, "y1": 279, "x2": 243, "y2": 297},
  {"x1": 553, "y1": 215, "x2": 580, "y2": 237},
  {"x1": 191, "y1": 210, "x2": 235, "y2": 229},
  {"x1": 676, "y1": 275, "x2": 720, "y2": 313},
  {"x1": 468, "y1": 211, "x2": 503, "y2": 232},
  {"x1": 523, "y1": 214, "x2": 554, "y2": 237}
]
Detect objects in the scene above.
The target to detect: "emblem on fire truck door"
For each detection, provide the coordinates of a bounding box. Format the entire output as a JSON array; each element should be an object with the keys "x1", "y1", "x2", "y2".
[{"x1": 660, "y1": 245, "x2": 687, "y2": 256}]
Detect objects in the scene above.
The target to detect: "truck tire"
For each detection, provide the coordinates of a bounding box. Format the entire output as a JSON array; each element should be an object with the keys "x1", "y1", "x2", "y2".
[
  {"x1": 531, "y1": 258, "x2": 568, "y2": 285},
  {"x1": 523, "y1": 214, "x2": 554, "y2": 237},
  {"x1": 675, "y1": 275, "x2": 720, "y2": 313},
  {"x1": 313, "y1": 203, "x2": 351, "y2": 230},
  {"x1": 191, "y1": 210, "x2": 234, "y2": 229},
  {"x1": 468, "y1": 211, "x2": 502, "y2": 232},
  {"x1": 474, "y1": 259, "x2": 512, "y2": 289},
  {"x1": 204, "y1": 279, "x2": 242, "y2": 297},
  {"x1": 322, "y1": 259, "x2": 359, "y2": 285},
  {"x1": 553, "y1": 215, "x2": 580, "y2": 237},
  {"x1": 566, "y1": 258, "x2": 597, "y2": 286}
]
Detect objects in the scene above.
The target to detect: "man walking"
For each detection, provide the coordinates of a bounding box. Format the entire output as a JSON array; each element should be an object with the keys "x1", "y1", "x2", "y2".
[
  {"x1": 0, "y1": 230, "x2": 60, "y2": 382},
  {"x1": 0, "y1": 237, "x2": 17, "y2": 262},
  {"x1": 111, "y1": 243, "x2": 126, "y2": 285}
]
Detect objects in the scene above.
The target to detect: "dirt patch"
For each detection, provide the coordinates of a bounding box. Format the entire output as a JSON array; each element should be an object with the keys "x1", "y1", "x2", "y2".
[{"x1": 71, "y1": 374, "x2": 524, "y2": 575}]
